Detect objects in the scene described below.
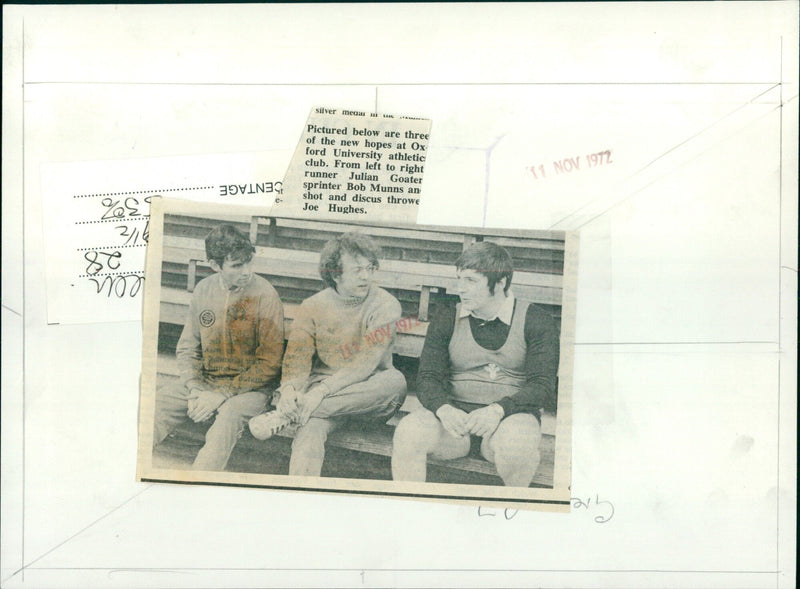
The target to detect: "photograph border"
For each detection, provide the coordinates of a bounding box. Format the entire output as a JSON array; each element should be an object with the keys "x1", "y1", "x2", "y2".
[{"x1": 137, "y1": 196, "x2": 576, "y2": 510}]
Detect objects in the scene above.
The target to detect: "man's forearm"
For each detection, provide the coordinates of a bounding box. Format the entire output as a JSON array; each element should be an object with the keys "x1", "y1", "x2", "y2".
[
  {"x1": 280, "y1": 333, "x2": 315, "y2": 391},
  {"x1": 496, "y1": 389, "x2": 539, "y2": 417},
  {"x1": 416, "y1": 379, "x2": 451, "y2": 415},
  {"x1": 321, "y1": 345, "x2": 387, "y2": 395},
  {"x1": 177, "y1": 353, "x2": 204, "y2": 390}
]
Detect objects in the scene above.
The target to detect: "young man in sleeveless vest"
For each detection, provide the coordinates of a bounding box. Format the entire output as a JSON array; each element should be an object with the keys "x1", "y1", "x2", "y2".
[
  {"x1": 153, "y1": 224, "x2": 285, "y2": 471},
  {"x1": 392, "y1": 241, "x2": 559, "y2": 487},
  {"x1": 248, "y1": 232, "x2": 407, "y2": 477}
]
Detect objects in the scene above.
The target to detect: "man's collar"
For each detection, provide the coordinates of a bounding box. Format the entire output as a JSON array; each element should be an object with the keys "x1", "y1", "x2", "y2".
[
  {"x1": 459, "y1": 291, "x2": 515, "y2": 325},
  {"x1": 217, "y1": 273, "x2": 251, "y2": 293}
]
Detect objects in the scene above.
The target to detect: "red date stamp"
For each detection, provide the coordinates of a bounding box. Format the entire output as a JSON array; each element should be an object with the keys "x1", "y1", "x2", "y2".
[
  {"x1": 338, "y1": 315, "x2": 424, "y2": 360},
  {"x1": 528, "y1": 149, "x2": 613, "y2": 180}
]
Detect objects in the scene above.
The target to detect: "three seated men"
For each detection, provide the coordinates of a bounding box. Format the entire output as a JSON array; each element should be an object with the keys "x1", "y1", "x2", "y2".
[{"x1": 155, "y1": 227, "x2": 558, "y2": 487}]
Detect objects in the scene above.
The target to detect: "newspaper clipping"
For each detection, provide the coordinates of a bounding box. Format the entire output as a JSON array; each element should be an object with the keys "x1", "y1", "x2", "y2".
[
  {"x1": 272, "y1": 108, "x2": 430, "y2": 223},
  {"x1": 137, "y1": 195, "x2": 575, "y2": 510},
  {"x1": 136, "y1": 108, "x2": 575, "y2": 509}
]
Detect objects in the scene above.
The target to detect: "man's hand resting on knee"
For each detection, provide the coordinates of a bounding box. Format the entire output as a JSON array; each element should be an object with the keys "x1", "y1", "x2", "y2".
[
  {"x1": 296, "y1": 383, "x2": 330, "y2": 425},
  {"x1": 188, "y1": 388, "x2": 227, "y2": 423},
  {"x1": 464, "y1": 403, "x2": 504, "y2": 437},
  {"x1": 435, "y1": 404, "x2": 470, "y2": 438}
]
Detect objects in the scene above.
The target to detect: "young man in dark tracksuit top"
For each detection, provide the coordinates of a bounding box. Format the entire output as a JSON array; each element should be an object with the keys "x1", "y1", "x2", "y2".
[
  {"x1": 392, "y1": 241, "x2": 559, "y2": 487},
  {"x1": 153, "y1": 224, "x2": 284, "y2": 471}
]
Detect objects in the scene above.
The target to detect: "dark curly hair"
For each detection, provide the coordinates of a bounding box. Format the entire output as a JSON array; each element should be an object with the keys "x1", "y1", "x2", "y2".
[{"x1": 205, "y1": 224, "x2": 255, "y2": 267}]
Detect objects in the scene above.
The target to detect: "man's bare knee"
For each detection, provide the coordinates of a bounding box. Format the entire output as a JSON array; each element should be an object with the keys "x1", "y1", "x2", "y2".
[
  {"x1": 213, "y1": 398, "x2": 237, "y2": 418},
  {"x1": 217, "y1": 393, "x2": 265, "y2": 420},
  {"x1": 493, "y1": 437, "x2": 541, "y2": 466},
  {"x1": 489, "y1": 414, "x2": 542, "y2": 480},
  {"x1": 371, "y1": 368, "x2": 407, "y2": 404},
  {"x1": 382, "y1": 368, "x2": 407, "y2": 393},
  {"x1": 392, "y1": 409, "x2": 441, "y2": 482},
  {"x1": 393, "y1": 409, "x2": 439, "y2": 454},
  {"x1": 213, "y1": 400, "x2": 247, "y2": 426}
]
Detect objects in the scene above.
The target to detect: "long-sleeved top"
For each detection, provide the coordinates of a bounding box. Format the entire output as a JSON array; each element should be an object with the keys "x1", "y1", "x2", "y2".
[
  {"x1": 176, "y1": 273, "x2": 284, "y2": 395},
  {"x1": 416, "y1": 295, "x2": 559, "y2": 417},
  {"x1": 280, "y1": 285, "x2": 401, "y2": 394}
]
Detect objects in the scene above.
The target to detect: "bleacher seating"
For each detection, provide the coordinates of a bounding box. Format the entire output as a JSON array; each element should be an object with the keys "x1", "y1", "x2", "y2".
[{"x1": 156, "y1": 215, "x2": 564, "y2": 488}]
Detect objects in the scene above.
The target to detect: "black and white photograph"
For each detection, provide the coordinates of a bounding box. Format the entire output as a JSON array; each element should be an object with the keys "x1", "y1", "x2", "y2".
[
  {"x1": 5, "y1": 4, "x2": 796, "y2": 588},
  {"x1": 138, "y1": 197, "x2": 575, "y2": 506}
]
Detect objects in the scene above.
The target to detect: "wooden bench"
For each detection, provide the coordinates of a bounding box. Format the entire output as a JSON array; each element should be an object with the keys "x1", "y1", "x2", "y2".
[
  {"x1": 156, "y1": 215, "x2": 563, "y2": 487},
  {"x1": 157, "y1": 354, "x2": 556, "y2": 486}
]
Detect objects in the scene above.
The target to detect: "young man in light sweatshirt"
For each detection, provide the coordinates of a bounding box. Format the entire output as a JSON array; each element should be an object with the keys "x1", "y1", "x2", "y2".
[{"x1": 249, "y1": 232, "x2": 406, "y2": 477}]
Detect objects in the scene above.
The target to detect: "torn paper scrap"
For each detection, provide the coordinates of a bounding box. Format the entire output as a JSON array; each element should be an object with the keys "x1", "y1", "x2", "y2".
[{"x1": 272, "y1": 107, "x2": 431, "y2": 223}]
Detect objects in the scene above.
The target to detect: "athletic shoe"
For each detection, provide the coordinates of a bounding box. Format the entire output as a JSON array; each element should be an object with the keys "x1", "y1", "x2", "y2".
[{"x1": 249, "y1": 411, "x2": 292, "y2": 440}]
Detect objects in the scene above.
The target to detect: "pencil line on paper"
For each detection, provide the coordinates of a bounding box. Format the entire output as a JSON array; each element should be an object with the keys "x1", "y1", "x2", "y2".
[
  {"x1": 21, "y1": 81, "x2": 782, "y2": 87},
  {"x1": 140, "y1": 476, "x2": 567, "y2": 503},
  {"x1": 776, "y1": 34, "x2": 782, "y2": 581},
  {"x1": 572, "y1": 101, "x2": 784, "y2": 231},
  {"x1": 22, "y1": 485, "x2": 155, "y2": 571},
  {"x1": 629, "y1": 83, "x2": 779, "y2": 177},
  {"x1": 573, "y1": 341, "x2": 776, "y2": 346},
  {"x1": 23, "y1": 567, "x2": 781, "y2": 574},
  {"x1": 549, "y1": 83, "x2": 780, "y2": 230},
  {"x1": 482, "y1": 136, "x2": 506, "y2": 228},
  {"x1": 21, "y1": 15, "x2": 27, "y2": 584},
  {"x1": 2, "y1": 304, "x2": 23, "y2": 318}
]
